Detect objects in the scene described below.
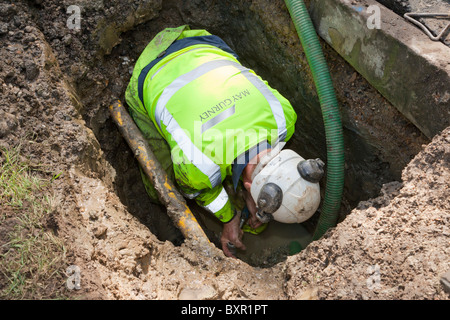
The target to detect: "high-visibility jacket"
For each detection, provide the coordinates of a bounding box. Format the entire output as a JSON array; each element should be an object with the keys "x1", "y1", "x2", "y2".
[{"x1": 126, "y1": 26, "x2": 297, "y2": 223}]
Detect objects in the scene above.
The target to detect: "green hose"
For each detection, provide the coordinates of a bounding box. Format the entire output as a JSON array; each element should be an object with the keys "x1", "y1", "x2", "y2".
[{"x1": 284, "y1": 0, "x2": 345, "y2": 240}]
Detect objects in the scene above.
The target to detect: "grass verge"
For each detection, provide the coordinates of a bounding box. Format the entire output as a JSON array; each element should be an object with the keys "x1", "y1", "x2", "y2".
[{"x1": 0, "y1": 144, "x2": 68, "y2": 299}]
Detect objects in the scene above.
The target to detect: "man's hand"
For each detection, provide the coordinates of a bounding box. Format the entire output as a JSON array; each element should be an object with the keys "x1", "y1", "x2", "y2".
[
  {"x1": 243, "y1": 188, "x2": 263, "y2": 230},
  {"x1": 221, "y1": 213, "x2": 246, "y2": 258}
]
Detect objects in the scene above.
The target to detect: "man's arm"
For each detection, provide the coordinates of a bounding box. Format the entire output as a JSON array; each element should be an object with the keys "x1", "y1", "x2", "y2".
[
  {"x1": 194, "y1": 184, "x2": 234, "y2": 223},
  {"x1": 190, "y1": 184, "x2": 246, "y2": 257}
]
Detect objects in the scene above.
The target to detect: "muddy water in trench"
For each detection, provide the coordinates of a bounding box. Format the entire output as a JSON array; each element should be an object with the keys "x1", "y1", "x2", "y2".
[
  {"x1": 199, "y1": 209, "x2": 312, "y2": 267},
  {"x1": 237, "y1": 222, "x2": 311, "y2": 266}
]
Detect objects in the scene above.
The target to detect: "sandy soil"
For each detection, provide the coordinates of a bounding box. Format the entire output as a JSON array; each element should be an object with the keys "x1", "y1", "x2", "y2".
[
  {"x1": 0, "y1": 0, "x2": 448, "y2": 300},
  {"x1": 284, "y1": 127, "x2": 450, "y2": 299}
]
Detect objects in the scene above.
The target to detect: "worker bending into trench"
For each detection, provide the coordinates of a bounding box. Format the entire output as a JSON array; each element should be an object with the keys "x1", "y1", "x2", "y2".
[{"x1": 125, "y1": 25, "x2": 325, "y2": 257}]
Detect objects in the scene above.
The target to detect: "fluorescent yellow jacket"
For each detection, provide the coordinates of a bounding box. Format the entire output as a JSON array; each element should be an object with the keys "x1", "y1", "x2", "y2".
[{"x1": 126, "y1": 26, "x2": 297, "y2": 223}]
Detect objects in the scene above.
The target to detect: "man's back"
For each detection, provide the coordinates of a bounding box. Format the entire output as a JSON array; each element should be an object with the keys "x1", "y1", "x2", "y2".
[
  {"x1": 126, "y1": 26, "x2": 297, "y2": 225},
  {"x1": 143, "y1": 43, "x2": 296, "y2": 190}
]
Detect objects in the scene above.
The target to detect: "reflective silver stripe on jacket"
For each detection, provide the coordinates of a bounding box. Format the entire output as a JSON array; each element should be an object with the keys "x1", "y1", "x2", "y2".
[
  {"x1": 179, "y1": 189, "x2": 202, "y2": 200},
  {"x1": 233, "y1": 65, "x2": 287, "y2": 142},
  {"x1": 204, "y1": 187, "x2": 228, "y2": 214},
  {"x1": 201, "y1": 104, "x2": 236, "y2": 134},
  {"x1": 152, "y1": 59, "x2": 287, "y2": 187}
]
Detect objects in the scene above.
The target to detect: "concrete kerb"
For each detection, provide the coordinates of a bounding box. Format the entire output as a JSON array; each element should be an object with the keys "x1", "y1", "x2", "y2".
[{"x1": 309, "y1": 0, "x2": 450, "y2": 139}]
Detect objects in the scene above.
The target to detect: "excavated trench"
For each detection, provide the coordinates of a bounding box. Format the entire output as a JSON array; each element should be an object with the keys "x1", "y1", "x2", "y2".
[
  {"x1": 59, "y1": 0, "x2": 429, "y2": 266},
  {"x1": 2, "y1": 0, "x2": 448, "y2": 299}
]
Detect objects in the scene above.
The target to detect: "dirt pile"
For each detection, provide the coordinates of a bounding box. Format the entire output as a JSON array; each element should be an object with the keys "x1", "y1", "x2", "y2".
[
  {"x1": 0, "y1": 0, "x2": 448, "y2": 300},
  {"x1": 284, "y1": 127, "x2": 450, "y2": 299}
]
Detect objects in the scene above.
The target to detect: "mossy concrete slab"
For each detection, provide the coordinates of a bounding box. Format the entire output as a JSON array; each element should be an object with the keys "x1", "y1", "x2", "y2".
[{"x1": 309, "y1": 0, "x2": 450, "y2": 139}]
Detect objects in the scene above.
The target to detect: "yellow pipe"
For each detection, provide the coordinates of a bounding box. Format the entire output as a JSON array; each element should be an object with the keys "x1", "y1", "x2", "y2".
[{"x1": 109, "y1": 100, "x2": 214, "y2": 254}]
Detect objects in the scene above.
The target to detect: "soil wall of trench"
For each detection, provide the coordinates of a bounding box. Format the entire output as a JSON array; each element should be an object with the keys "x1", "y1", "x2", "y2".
[{"x1": 0, "y1": 0, "x2": 448, "y2": 299}]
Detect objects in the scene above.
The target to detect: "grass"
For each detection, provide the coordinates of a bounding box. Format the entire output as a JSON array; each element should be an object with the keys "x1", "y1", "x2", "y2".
[{"x1": 0, "y1": 144, "x2": 68, "y2": 299}]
